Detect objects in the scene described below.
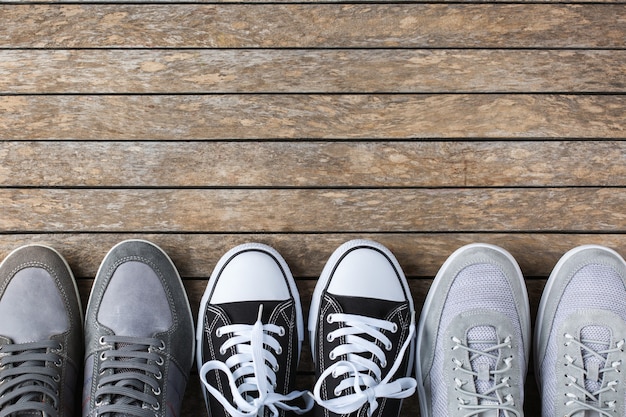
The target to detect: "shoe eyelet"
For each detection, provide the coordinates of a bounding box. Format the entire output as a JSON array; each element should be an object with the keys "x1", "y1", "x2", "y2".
[
  {"x1": 334, "y1": 388, "x2": 341, "y2": 396},
  {"x1": 152, "y1": 387, "x2": 161, "y2": 395},
  {"x1": 273, "y1": 364, "x2": 279, "y2": 372},
  {"x1": 327, "y1": 334, "x2": 334, "y2": 343},
  {"x1": 326, "y1": 314, "x2": 334, "y2": 324},
  {"x1": 158, "y1": 340, "x2": 166, "y2": 350},
  {"x1": 52, "y1": 374, "x2": 61, "y2": 382},
  {"x1": 278, "y1": 327, "x2": 285, "y2": 337},
  {"x1": 155, "y1": 356, "x2": 164, "y2": 366},
  {"x1": 391, "y1": 323, "x2": 398, "y2": 333},
  {"x1": 99, "y1": 336, "x2": 106, "y2": 345},
  {"x1": 99, "y1": 352, "x2": 106, "y2": 361},
  {"x1": 54, "y1": 358, "x2": 63, "y2": 367},
  {"x1": 153, "y1": 403, "x2": 160, "y2": 411},
  {"x1": 95, "y1": 398, "x2": 103, "y2": 407},
  {"x1": 385, "y1": 343, "x2": 393, "y2": 351},
  {"x1": 219, "y1": 347, "x2": 227, "y2": 355},
  {"x1": 381, "y1": 360, "x2": 387, "y2": 368},
  {"x1": 329, "y1": 352, "x2": 336, "y2": 360},
  {"x1": 155, "y1": 371, "x2": 162, "y2": 380},
  {"x1": 216, "y1": 328, "x2": 223, "y2": 337},
  {"x1": 276, "y1": 346, "x2": 282, "y2": 355}
]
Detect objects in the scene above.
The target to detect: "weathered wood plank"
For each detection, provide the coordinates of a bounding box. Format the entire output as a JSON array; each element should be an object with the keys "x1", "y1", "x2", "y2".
[
  {"x1": 1, "y1": 141, "x2": 625, "y2": 188},
  {"x1": 1, "y1": 5, "x2": 624, "y2": 48},
  {"x1": 1, "y1": 233, "x2": 622, "y2": 279},
  {"x1": 1, "y1": 95, "x2": 623, "y2": 140},
  {"x1": 2, "y1": 49, "x2": 625, "y2": 94},
  {"x1": 6, "y1": 0, "x2": 623, "y2": 5},
  {"x1": 0, "y1": 188, "x2": 623, "y2": 233}
]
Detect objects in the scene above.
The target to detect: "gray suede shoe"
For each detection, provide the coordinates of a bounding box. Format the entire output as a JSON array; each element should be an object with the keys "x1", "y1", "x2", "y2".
[
  {"x1": 535, "y1": 245, "x2": 626, "y2": 417},
  {"x1": 0, "y1": 245, "x2": 82, "y2": 417},
  {"x1": 416, "y1": 243, "x2": 530, "y2": 417},
  {"x1": 82, "y1": 240, "x2": 194, "y2": 417}
]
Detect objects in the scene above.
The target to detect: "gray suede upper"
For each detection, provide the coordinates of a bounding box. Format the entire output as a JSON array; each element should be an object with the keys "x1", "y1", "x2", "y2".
[
  {"x1": 0, "y1": 245, "x2": 83, "y2": 417},
  {"x1": 82, "y1": 240, "x2": 194, "y2": 417}
]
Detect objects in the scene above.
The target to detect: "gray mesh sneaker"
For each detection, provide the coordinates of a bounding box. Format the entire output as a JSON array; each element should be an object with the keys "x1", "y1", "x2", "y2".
[
  {"x1": 535, "y1": 245, "x2": 626, "y2": 417},
  {"x1": 196, "y1": 243, "x2": 313, "y2": 417},
  {"x1": 309, "y1": 240, "x2": 416, "y2": 417},
  {"x1": 0, "y1": 245, "x2": 82, "y2": 417},
  {"x1": 82, "y1": 240, "x2": 194, "y2": 417},
  {"x1": 416, "y1": 243, "x2": 531, "y2": 417}
]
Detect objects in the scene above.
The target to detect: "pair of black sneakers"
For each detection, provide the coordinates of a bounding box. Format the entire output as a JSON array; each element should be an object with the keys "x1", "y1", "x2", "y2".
[{"x1": 197, "y1": 239, "x2": 416, "y2": 417}]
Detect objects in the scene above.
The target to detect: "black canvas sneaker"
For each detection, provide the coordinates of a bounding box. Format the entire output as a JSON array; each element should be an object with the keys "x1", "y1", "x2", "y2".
[
  {"x1": 309, "y1": 240, "x2": 416, "y2": 417},
  {"x1": 0, "y1": 245, "x2": 83, "y2": 417},
  {"x1": 196, "y1": 243, "x2": 313, "y2": 417},
  {"x1": 82, "y1": 240, "x2": 195, "y2": 417}
]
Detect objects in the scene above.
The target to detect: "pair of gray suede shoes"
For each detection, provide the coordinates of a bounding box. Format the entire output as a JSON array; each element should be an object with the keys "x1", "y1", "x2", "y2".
[{"x1": 0, "y1": 240, "x2": 193, "y2": 417}]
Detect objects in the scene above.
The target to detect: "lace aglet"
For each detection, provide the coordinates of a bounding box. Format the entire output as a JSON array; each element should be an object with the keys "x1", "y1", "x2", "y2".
[{"x1": 257, "y1": 304, "x2": 264, "y2": 323}]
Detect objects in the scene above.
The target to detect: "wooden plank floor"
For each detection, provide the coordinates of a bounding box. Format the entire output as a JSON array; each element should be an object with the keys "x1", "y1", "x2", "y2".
[{"x1": 1, "y1": 0, "x2": 624, "y2": 415}]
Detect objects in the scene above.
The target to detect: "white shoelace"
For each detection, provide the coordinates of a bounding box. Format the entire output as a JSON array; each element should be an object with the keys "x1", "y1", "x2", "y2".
[
  {"x1": 199, "y1": 305, "x2": 313, "y2": 417},
  {"x1": 451, "y1": 332, "x2": 520, "y2": 417},
  {"x1": 562, "y1": 332, "x2": 624, "y2": 417},
  {"x1": 312, "y1": 312, "x2": 416, "y2": 417}
]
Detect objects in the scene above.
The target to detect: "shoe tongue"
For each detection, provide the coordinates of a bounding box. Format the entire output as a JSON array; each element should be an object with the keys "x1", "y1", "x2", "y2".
[
  {"x1": 467, "y1": 325, "x2": 500, "y2": 417},
  {"x1": 580, "y1": 325, "x2": 611, "y2": 396},
  {"x1": 218, "y1": 300, "x2": 284, "y2": 325},
  {"x1": 331, "y1": 294, "x2": 404, "y2": 320}
]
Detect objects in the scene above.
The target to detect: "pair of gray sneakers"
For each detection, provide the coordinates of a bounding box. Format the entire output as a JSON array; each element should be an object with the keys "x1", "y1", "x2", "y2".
[
  {"x1": 416, "y1": 243, "x2": 626, "y2": 417},
  {"x1": 0, "y1": 240, "x2": 194, "y2": 417}
]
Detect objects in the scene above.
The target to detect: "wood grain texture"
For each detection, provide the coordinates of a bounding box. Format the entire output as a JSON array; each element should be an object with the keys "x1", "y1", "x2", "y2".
[
  {"x1": 1, "y1": 4, "x2": 624, "y2": 48},
  {"x1": 2, "y1": 95, "x2": 624, "y2": 140},
  {"x1": 2, "y1": 49, "x2": 625, "y2": 94},
  {"x1": 0, "y1": 188, "x2": 624, "y2": 233},
  {"x1": 1, "y1": 141, "x2": 625, "y2": 187},
  {"x1": 2, "y1": 233, "x2": 623, "y2": 279},
  {"x1": 7, "y1": 0, "x2": 624, "y2": 4}
]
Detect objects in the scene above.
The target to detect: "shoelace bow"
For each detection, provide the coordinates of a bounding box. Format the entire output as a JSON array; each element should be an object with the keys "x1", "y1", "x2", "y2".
[
  {"x1": 451, "y1": 335, "x2": 520, "y2": 417},
  {"x1": 312, "y1": 312, "x2": 416, "y2": 417},
  {"x1": 562, "y1": 333, "x2": 624, "y2": 417},
  {"x1": 92, "y1": 335, "x2": 166, "y2": 417},
  {"x1": 0, "y1": 340, "x2": 63, "y2": 417},
  {"x1": 199, "y1": 305, "x2": 313, "y2": 417}
]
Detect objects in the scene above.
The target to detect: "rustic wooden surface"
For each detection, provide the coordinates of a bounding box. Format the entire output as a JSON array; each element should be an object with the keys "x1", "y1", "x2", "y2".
[{"x1": 1, "y1": 0, "x2": 624, "y2": 415}]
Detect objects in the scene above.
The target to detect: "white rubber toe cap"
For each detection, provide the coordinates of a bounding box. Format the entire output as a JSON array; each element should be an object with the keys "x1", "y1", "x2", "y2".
[{"x1": 210, "y1": 245, "x2": 291, "y2": 304}]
